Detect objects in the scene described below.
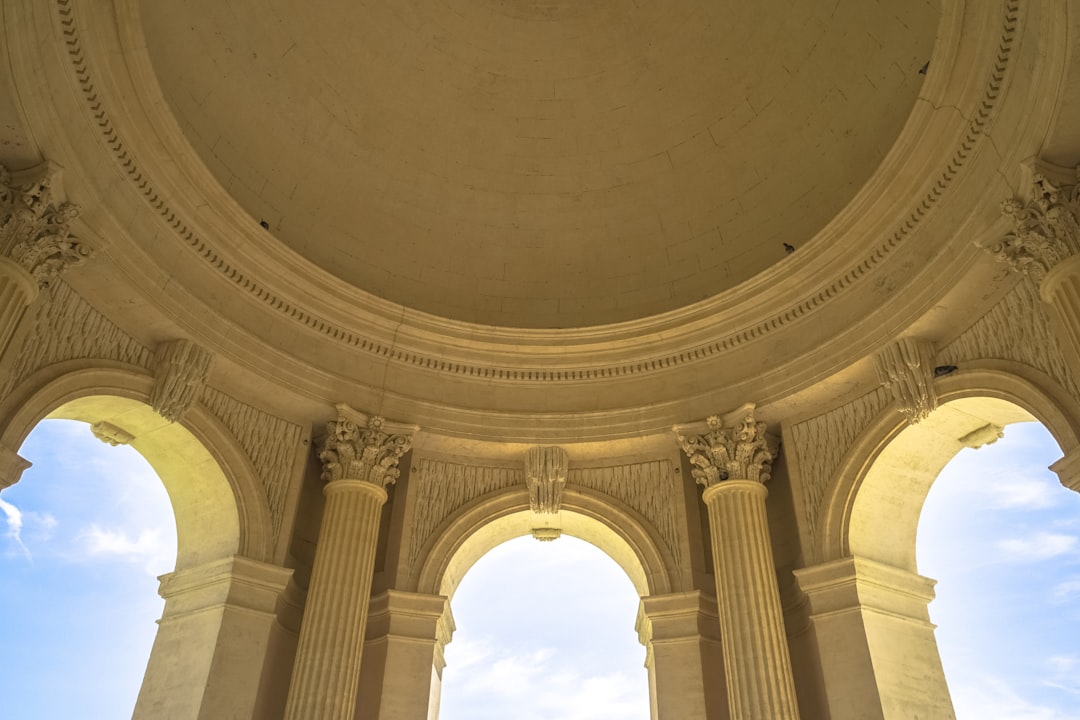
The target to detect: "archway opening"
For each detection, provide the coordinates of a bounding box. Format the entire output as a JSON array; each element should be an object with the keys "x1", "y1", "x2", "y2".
[
  {"x1": 918, "y1": 420, "x2": 1080, "y2": 717},
  {"x1": 0, "y1": 417, "x2": 177, "y2": 718},
  {"x1": 440, "y1": 534, "x2": 650, "y2": 720}
]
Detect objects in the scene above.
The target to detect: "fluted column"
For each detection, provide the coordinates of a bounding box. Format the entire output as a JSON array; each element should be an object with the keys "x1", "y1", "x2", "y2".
[
  {"x1": 283, "y1": 407, "x2": 417, "y2": 720},
  {"x1": 0, "y1": 162, "x2": 91, "y2": 356},
  {"x1": 676, "y1": 404, "x2": 800, "y2": 720}
]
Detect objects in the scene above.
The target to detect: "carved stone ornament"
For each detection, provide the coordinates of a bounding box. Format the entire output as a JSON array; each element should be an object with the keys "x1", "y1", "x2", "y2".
[
  {"x1": 979, "y1": 166, "x2": 1080, "y2": 283},
  {"x1": 525, "y1": 446, "x2": 568, "y2": 514},
  {"x1": 675, "y1": 404, "x2": 779, "y2": 488},
  {"x1": 150, "y1": 339, "x2": 212, "y2": 423},
  {"x1": 318, "y1": 405, "x2": 418, "y2": 487},
  {"x1": 0, "y1": 163, "x2": 91, "y2": 288},
  {"x1": 874, "y1": 337, "x2": 937, "y2": 423},
  {"x1": 90, "y1": 421, "x2": 135, "y2": 446},
  {"x1": 959, "y1": 423, "x2": 1005, "y2": 449}
]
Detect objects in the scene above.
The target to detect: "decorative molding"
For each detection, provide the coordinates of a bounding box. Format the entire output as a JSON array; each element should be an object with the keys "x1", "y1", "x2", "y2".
[
  {"x1": 150, "y1": 339, "x2": 211, "y2": 423},
  {"x1": 50, "y1": 0, "x2": 1022, "y2": 384},
  {"x1": 788, "y1": 387, "x2": 891, "y2": 553},
  {"x1": 531, "y1": 527, "x2": 562, "y2": 542},
  {"x1": 408, "y1": 459, "x2": 523, "y2": 569},
  {"x1": 525, "y1": 446, "x2": 568, "y2": 515},
  {"x1": 569, "y1": 460, "x2": 682, "y2": 569},
  {"x1": 201, "y1": 386, "x2": 303, "y2": 543},
  {"x1": 675, "y1": 404, "x2": 778, "y2": 487},
  {"x1": 0, "y1": 162, "x2": 91, "y2": 289},
  {"x1": 979, "y1": 167, "x2": 1080, "y2": 283},
  {"x1": 90, "y1": 420, "x2": 134, "y2": 446},
  {"x1": 938, "y1": 280, "x2": 1080, "y2": 399},
  {"x1": 958, "y1": 423, "x2": 1004, "y2": 449},
  {"x1": 0, "y1": 280, "x2": 153, "y2": 399},
  {"x1": 318, "y1": 405, "x2": 417, "y2": 486},
  {"x1": 875, "y1": 337, "x2": 937, "y2": 423}
]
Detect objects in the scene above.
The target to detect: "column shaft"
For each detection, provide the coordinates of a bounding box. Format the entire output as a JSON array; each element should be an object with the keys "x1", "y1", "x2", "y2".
[
  {"x1": 0, "y1": 256, "x2": 37, "y2": 357},
  {"x1": 704, "y1": 480, "x2": 800, "y2": 719},
  {"x1": 1044, "y1": 258, "x2": 1080, "y2": 376},
  {"x1": 284, "y1": 479, "x2": 387, "y2": 720}
]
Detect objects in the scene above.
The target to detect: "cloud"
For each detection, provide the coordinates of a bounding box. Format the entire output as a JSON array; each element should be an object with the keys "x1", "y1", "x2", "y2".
[
  {"x1": 76, "y1": 524, "x2": 170, "y2": 573},
  {"x1": 0, "y1": 496, "x2": 30, "y2": 558},
  {"x1": 951, "y1": 674, "x2": 1076, "y2": 720},
  {"x1": 985, "y1": 478, "x2": 1062, "y2": 510},
  {"x1": 997, "y1": 532, "x2": 1078, "y2": 562}
]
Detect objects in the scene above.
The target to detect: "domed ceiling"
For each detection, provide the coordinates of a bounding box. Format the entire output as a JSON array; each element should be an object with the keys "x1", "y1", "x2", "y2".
[{"x1": 141, "y1": 0, "x2": 938, "y2": 329}]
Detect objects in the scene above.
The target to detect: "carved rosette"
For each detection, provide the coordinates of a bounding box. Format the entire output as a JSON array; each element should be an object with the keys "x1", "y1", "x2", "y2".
[
  {"x1": 1, "y1": 163, "x2": 91, "y2": 288},
  {"x1": 875, "y1": 337, "x2": 937, "y2": 423},
  {"x1": 151, "y1": 339, "x2": 212, "y2": 422},
  {"x1": 318, "y1": 406, "x2": 417, "y2": 487},
  {"x1": 525, "y1": 446, "x2": 568, "y2": 514},
  {"x1": 979, "y1": 168, "x2": 1080, "y2": 283},
  {"x1": 675, "y1": 404, "x2": 779, "y2": 488}
]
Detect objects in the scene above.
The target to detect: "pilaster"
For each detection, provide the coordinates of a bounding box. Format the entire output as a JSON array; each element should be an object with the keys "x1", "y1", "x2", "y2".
[
  {"x1": 793, "y1": 556, "x2": 953, "y2": 720},
  {"x1": 356, "y1": 590, "x2": 453, "y2": 720},
  {"x1": 133, "y1": 556, "x2": 293, "y2": 720},
  {"x1": 636, "y1": 591, "x2": 728, "y2": 720}
]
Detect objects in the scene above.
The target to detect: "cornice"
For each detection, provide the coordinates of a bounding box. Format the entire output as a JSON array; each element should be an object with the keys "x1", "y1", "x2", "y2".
[{"x1": 1, "y1": 0, "x2": 1062, "y2": 434}]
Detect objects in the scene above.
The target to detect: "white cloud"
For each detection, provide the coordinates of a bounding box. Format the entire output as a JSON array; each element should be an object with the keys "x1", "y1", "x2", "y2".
[
  {"x1": 985, "y1": 478, "x2": 1061, "y2": 510},
  {"x1": 0, "y1": 496, "x2": 30, "y2": 558},
  {"x1": 951, "y1": 674, "x2": 1076, "y2": 720},
  {"x1": 997, "y1": 532, "x2": 1078, "y2": 562},
  {"x1": 76, "y1": 524, "x2": 170, "y2": 573}
]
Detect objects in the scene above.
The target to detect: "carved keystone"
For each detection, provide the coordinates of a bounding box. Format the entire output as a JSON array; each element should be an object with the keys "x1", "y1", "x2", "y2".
[
  {"x1": 674, "y1": 403, "x2": 779, "y2": 488},
  {"x1": 875, "y1": 337, "x2": 937, "y2": 423},
  {"x1": 525, "y1": 446, "x2": 568, "y2": 515},
  {"x1": 90, "y1": 421, "x2": 135, "y2": 446},
  {"x1": 959, "y1": 423, "x2": 1005, "y2": 449},
  {"x1": 151, "y1": 339, "x2": 212, "y2": 423},
  {"x1": 318, "y1": 404, "x2": 417, "y2": 487},
  {"x1": 0, "y1": 162, "x2": 91, "y2": 289},
  {"x1": 978, "y1": 164, "x2": 1080, "y2": 283}
]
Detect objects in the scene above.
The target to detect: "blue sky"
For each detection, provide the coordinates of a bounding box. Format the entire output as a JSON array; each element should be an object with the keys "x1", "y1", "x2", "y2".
[{"x1": 1, "y1": 417, "x2": 1079, "y2": 718}]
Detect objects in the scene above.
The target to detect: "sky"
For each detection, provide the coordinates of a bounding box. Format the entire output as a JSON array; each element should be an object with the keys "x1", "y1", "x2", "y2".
[{"x1": 1, "y1": 417, "x2": 1079, "y2": 718}]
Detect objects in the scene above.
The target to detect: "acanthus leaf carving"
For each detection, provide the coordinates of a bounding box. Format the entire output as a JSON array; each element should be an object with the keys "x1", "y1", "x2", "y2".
[
  {"x1": 1, "y1": 162, "x2": 91, "y2": 288},
  {"x1": 675, "y1": 403, "x2": 778, "y2": 487},
  {"x1": 151, "y1": 339, "x2": 212, "y2": 423},
  {"x1": 319, "y1": 405, "x2": 417, "y2": 487},
  {"x1": 525, "y1": 446, "x2": 568, "y2": 515},
  {"x1": 875, "y1": 337, "x2": 937, "y2": 423},
  {"x1": 90, "y1": 421, "x2": 134, "y2": 446},
  {"x1": 980, "y1": 167, "x2": 1080, "y2": 283}
]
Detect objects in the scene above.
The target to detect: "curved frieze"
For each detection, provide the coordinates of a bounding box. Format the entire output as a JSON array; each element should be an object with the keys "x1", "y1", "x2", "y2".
[
  {"x1": 0, "y1": 280, "x2": 152, "y2": 399},
  {"x1": 938, "y1": 279, "x2": 1080, "y2": 399},
  {"x1": 44, "y1": 0, "x2": 1027, "y2": 387}
]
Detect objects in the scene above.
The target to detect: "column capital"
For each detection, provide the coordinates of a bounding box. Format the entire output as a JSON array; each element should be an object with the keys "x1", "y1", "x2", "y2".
[
  {"x1": 318, "y1": 404, "x2": 418, "y2": 487},
  {"x1": 0, "y1": 442, "x2": 31, "y2": 492},
  {"x1": 979, "y1": 163, "x2": 1080, "y2": 283},
  {"x1": 0, "y1": 161, "x2": 92, "y2": 289},
  {"x1": 674, "y1": 403, "x2": 778, "y2": 488}
]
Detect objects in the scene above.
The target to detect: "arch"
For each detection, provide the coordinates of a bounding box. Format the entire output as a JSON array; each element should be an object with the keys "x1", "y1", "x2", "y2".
[
  {"x1": 817, "y1": 361, "x2": 1080, "y2": 568},
  {"x1": 0, "y1": 362, "x2": 274, "y2": 567},
  {"x1": 414, "y1": 486, "x2": 676, "y2": 600}
]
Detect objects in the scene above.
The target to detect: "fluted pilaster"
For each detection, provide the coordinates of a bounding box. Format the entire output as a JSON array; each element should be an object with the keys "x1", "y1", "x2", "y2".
[{"x1": 284, "y1": 406, "x2": 417, "y2": 720}]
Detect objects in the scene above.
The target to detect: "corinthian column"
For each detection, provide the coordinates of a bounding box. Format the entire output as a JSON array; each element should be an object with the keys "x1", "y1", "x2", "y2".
[
  {"x1": 0, "y1": 162, "x2": 91, "y2": 356},
  {"x1": 979, "y1": 164, "x2": 1080, "y2": 374},
  {"x1": 284, "y1": 406, "x2": 418, "y2": 720},
  {"x1": 676, "y1": 404, "x2": 800, "y2": 720}
]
